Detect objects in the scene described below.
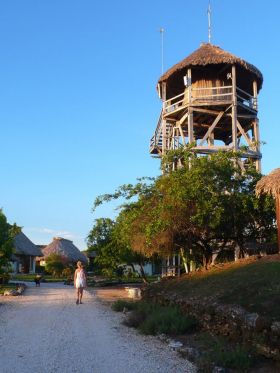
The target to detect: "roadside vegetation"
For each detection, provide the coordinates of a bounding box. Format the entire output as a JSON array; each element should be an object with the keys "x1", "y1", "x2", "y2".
[
  {"x1": 112, "y1": 300, "x2": 198, "y2": 336},
  {"x1": 0, "y1": 209, "x2": 20, "y2": 284}
]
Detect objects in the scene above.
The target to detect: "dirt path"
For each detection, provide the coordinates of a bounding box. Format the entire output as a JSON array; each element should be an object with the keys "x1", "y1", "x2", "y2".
[{"x1": 0, "y1": 283, "x2": 196, "y2": 373}]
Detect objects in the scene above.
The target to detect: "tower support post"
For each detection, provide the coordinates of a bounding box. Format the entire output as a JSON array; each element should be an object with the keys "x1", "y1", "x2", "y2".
[
  {"x1": 254, "y1": 118, "x2": 261, "y2": 172},
  {"x1": 231, "y1": 65, "x2": 238, "y2": 151},
  {"x1": 162, "y1": 82, "x2": 167, "y2": 155},
  {"x1": 187, "y1": 69, "x2": 194, "y2": 144}
]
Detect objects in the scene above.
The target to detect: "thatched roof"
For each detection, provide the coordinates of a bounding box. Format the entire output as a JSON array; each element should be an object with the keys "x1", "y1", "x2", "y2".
[
  {"x1": 42, "y1": 237, "x2": 87, "y2": 263},
  {"x1": 82, "y1": 250, "x2": 97, "y2": 259},
  {"x1": 14, "y1": 232, "x2": 42, "y2": 257},
  {"x1": 158, "y1": 43, "x2": 263, "y2": 90},
  {"x1": 256, "y1": 168, "x2": 280, "y2": 198}
]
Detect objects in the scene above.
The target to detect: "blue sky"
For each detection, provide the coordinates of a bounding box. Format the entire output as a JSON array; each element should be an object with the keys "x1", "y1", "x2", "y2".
[{"x1": 0, "y1": 0, "x2": 279, "y2": 250}]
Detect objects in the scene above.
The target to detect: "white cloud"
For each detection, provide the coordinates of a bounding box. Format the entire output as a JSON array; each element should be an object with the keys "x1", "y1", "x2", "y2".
[{"x1": 24, "y1": 227, "x2": 82, "y2": 241}]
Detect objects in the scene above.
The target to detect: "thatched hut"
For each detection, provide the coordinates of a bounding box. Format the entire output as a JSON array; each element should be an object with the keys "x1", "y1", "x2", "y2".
[
  {"x1": 12, "y1": 232, "x2": 43, "y2": 273},
  {"x1": 158, "y1": 43, "x2": 263, "y2": 98},
  {"x1": 41, "y1": 237, "x2": 87, "y2": 264},
  {"x1": 256, "y1": 168, "x2": 280, "y2": 252}
]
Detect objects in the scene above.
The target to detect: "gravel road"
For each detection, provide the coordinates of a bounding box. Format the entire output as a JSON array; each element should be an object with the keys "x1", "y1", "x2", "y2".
[{"x1": 0, "y1": 283, "x2": 196, "y2": 373}]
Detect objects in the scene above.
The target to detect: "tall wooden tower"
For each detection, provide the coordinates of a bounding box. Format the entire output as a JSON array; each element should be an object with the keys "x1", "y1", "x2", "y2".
[{"x1": 150, "y1": 43, "x2": 263, "y2": 171}]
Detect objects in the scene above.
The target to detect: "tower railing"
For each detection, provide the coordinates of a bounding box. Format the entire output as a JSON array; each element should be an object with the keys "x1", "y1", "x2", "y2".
[
  {"x1": 236, "y1": 87, "x2": 258, "y2": 110},
  {"x1": 150, "y1": 85, "x2": 258, "y2": 155},
  {"x1": 163, "y1": 85, "x2": 257, "y2": 114}
]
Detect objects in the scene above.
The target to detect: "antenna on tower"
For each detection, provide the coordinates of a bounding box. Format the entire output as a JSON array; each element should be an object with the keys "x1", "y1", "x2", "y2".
[
  {"x1": 160, "y1": 28, "x2": 164, "y2": 75},
  {"x1": 207, "y1": 0, "x2": 212, "y2": 44}
]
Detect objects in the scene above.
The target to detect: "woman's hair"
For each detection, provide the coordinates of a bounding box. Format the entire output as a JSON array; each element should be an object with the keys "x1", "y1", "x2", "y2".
[{"x1": 77, "y1": 261, "x2": 83, "y2": 268}]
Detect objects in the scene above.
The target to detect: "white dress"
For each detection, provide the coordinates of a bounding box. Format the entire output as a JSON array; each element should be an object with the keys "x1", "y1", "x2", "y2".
[{"x1": 75, "y1": 269, "x2": 86, "y2": 288}]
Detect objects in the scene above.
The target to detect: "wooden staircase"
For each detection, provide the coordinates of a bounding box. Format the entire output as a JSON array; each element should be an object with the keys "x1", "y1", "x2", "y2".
[{"x1": 150, "y1": 111, "x2": 172, "y2": 155}]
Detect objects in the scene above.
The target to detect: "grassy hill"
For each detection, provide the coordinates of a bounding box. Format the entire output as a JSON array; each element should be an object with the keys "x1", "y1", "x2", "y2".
[{"x1": 151, "y1": 255, "x2": 280, "y2": 321}]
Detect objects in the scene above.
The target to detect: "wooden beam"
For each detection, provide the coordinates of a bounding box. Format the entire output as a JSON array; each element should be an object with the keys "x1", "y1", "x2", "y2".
[
  {"x1": 162, "y1": 83, "x2": 167, "y2": 155},
  {"x1": 237, "y1": 114, "x2": 257, "y2": 119},
  {"x1": 208, "y1": 133, "x2": 214, "y2": 146},
  {"x1": 192, "y1": 107, "x2": 222, "y2": 115},
  {"x1": 187, "y1": 69, "x2": 194, "y2": 144},
  {"x1": 179, "y1": 112, "x2": 189, "y2": 126},
  {"x1": 177, "y1": 124, "x2": 186, "y2": 146},
  {"x1": 253, "y1": 118, "x2": 261, "y2": 172},
  {"x1": 253, "y1": 80, "x2": 258, "y2": 110},
  {"x1": 195, "y1": 145, "x2": 231, "y2": 151},
  {"x1": 199, "y1": 111, "x2": 224, "y2": 146},
  {"x1": 188, "y1": 110, "x2": 194, "y2": 143},
  {"x1": 236, "y1": 120, "x2": 253, "y2": 146},
  {"x1": 187, "y1": 68, "x2": 192, "y2": 102},
  {"x1": 232, "y1": 65, "x2": 238, "y2": 151}
]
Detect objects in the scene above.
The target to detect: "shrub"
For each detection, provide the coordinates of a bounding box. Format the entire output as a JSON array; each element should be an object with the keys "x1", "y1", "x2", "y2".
[
  {"x1": 0, "y1": 272, "x2": 10, "y2": 284},
  {"x1": 207, "y1": 341, "x2": 254, "y2": 371},
  {"x1": 123, "y1": 310, "x2": 146, "y2": 328},
  {"x1": 111, "y1": 300, "x2": 137, "y2": 312},
  {"x1": 139, "y1": 305, "x2": 198, "y2": 335},
  {"x1": 112, "y1": 300, "x2": 198, "y2": 336},
  {"x1": 45, "y1": 254, "x2": 67, "y2": 277},
  {"x1": 62, "y1": 267, "x2": 73, "y2": 279}
]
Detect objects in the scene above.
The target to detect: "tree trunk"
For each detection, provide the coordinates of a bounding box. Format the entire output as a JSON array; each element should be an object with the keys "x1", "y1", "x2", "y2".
[
  {"x1": 189, "y1": 248, "x2": 196, "y2": 272},
  {"x1": 138, "y1": 262, "x2": 148, "y2": 283},
  {"x1": 211, "y1": 251, "x2": 219, "y2": 266},
  {"x1": 180, "y1": 247, "x2": 189, "y2": 273},
  {"x1": 234, "y1": 244, "x2": 241, "y2": 261}
]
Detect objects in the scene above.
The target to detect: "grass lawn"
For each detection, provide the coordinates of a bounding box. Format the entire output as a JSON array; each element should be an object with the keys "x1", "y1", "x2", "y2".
[
  {"x1": 0, "y1": 284, "x2": 17, "y2": 295},
  {"x1": 152, "y1": 255, "x2": 280, "y2": 320}
]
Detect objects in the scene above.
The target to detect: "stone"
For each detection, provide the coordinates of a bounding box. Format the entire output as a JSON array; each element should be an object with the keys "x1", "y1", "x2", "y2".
[
  {"x1": 271, "y1": 322, "x2": 280, "y2": 336},
  {"x1": 212, "y1": 366, "x2": 227, "y2": 373},
  {"x1": 157, "y1": 334, "x2": 169, "y2": 342},
  {"x1": 168, "y1": 340, "x2": 183, "y2": 350},
  {"x1": 180, "y1": 346, "x2": 201, "y2": 361},
  {"x1": 125, "y1": 287, "x2": 141, "y2": 299},
  {"x1": 243, "y1": 313, "x2": 268, "y2": 331},
  {"x1": 256, "y1": 344, "x2": 280, "y2": 359},
  {"x1": 4, "y1": 290, "x2": 18, "y2": 296},
  {"x1": 17, "y1": 286, "x2": 25, "y2": 294}
]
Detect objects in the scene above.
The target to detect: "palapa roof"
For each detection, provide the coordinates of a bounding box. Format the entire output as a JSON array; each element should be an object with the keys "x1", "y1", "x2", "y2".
[
  {"x1": 14, "y1": 232, "x2": 42, "y2": 257},
  {"x1": 158, "y1": 43, "x2": 263, "y2": 90},
  {"x1": 42, "y1": 237, "x2": 87, "y2": 263},
  {"x1": 82, "y1": 250, "x2": 97, "y2": 259},
  {"x1": 256, "y1": 168, "x2": 280, "y2": 198}
]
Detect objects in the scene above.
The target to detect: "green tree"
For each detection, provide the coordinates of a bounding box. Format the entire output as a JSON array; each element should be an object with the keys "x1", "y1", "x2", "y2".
[
  {"x1": 45, "y1": 253, "x2": 67, "y2": 277},
  {"x1": 150, "y1": 151, "x2": 275, "y2": 268},
  {"x1": 87, "y1": 217, "x2": 149, "y2": 281},
  {"x1": 0, "y1": 209, "x2": 20, "y2": 274},
  {"x1": 93, "y1": 151, "x2": 275, "y2": 271},
  {"x1": 87, "y1": 218, "x2": 119, "y2": 276}
]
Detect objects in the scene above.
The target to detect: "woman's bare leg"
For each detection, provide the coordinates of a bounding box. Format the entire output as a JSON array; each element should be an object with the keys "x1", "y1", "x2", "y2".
[{"x1": 79, "y1": 288, "x2": 84, "y2": 303}]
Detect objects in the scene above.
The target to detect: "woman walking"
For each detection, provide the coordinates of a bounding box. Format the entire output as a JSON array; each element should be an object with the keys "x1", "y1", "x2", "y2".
[{"x1": 74, "y1": 261, "x2": 87, "y2": 305}]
